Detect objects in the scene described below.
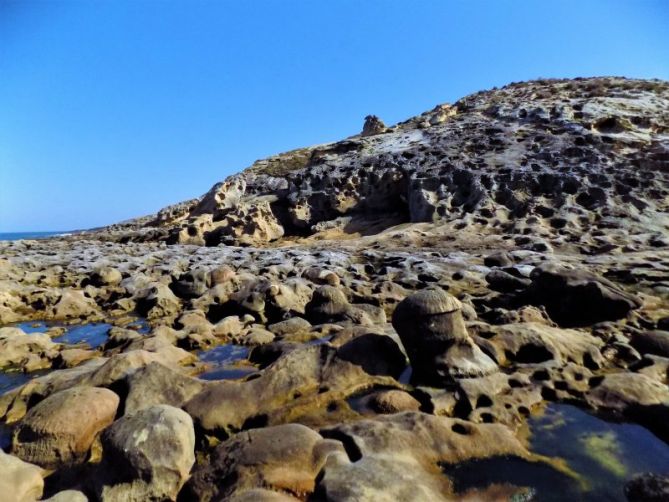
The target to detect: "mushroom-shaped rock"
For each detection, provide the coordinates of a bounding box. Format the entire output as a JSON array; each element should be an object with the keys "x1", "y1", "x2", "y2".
[
  {"x1": 12, "y1": 386, "x2": 119, "y2": 469},
  {"x1": 94, "y1": 404, "x2": 195, "y2": 501},
  {"x1": 305, "y1": 285, "x2": 350, "y2": 324},
  {"x1": 392, "y1": 288, "x2": 497, "y2": 384}
]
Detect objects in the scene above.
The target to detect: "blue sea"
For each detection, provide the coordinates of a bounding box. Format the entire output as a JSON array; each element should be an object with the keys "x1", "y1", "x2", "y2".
[{"x1": 0, "y1": 231, "x2": 67, "y2": 241}]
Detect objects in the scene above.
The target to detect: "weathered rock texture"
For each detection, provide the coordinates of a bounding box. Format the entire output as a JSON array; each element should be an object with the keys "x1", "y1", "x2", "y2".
[
  {"x1": 82, "y1": 77, "x2": 669, "y2": 254},
  {"x1": 1, "y1": 76, "x2": 668, "y2": 501}
]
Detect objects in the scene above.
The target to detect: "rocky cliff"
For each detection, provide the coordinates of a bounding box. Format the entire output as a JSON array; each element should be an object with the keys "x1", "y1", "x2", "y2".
[{"x1": 100, "y1": 77, "x2": 669, "y2": 254}]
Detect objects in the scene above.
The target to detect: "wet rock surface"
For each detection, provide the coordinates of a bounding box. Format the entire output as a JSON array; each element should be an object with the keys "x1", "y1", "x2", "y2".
[{"x1": 1, "y1": 77, "x2": 669, "y2": 500}]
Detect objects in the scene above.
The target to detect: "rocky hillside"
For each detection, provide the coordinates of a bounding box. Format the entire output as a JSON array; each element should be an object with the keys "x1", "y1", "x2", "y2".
[{"x1": 99, "y1": 77, "x2": 669, "y2": 254}]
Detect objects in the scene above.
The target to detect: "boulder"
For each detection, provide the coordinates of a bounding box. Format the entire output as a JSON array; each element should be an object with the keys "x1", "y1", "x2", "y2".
[
  {"x1": 182, "y1": 424, "x2": 344, "y2": 501},
  {"x1": 392, "y1": 288, "x2": 497, "y2": 384},
  {"x1": 94, "y1": 405, "x2": 195, "y2": 501},
  {"x1": 586, "y1": 372, "x2": 669, "y2": 413},
  {"x1": 268, "y1": 317, "x2": 312, "y2": 337},
  {"x1": 12, "y1": 386, "x2": 119, "y2": 468},
  {"x1": 484, "y1": 251, "x2": 514, "y2": 268},
  {"x1": 49, "y1": 290, "x2": 100, "y2": 320},
  {"x1": 369, "y1": 389, "x2": 421, "y2": 414},
  {"x1": 185, "y1": 344, "x2": 400, "y2": 435},
  {"x1": 0, "y1": 327, "x2": 59, "y2": 371},
  {"x1": 0, "y1": 449, "x2": 44, "y2": 502},
  {"x1": 361, "y1": 115, "x2": 387, "y2": 136},
  {"x1": 89, "y1": 267, "x2": 122, "y2": 287},
  {"x1": 43, "y1": 490, "x2": 88, "y2": 502},
  {"x1": 0, "y1": 359, "x2": 108, "y2": 424},
  {"x1": 124, "y1": 362, "x2": 207, "y2": 415},
  {"x1": 336, "y1": 333, "x2": 406, "y2": 378},
  {"x1": 305, "y1": 286, "x2": 350, "y2": 324},
  {"x1": 485, "y1": 269, "x2": 531, "y2": 292},
  {"x1": 135, "y1": 283, "x2": 181, "y2": 320},
  {"x1": 229, "y1": 489, "x2": 301, "y2": 501},
  {"x1": 171, "y1": 268, "x2": 211, "y2": 299},
  {"x1": 316, "y1": 412, "x2": 546, "y2": 501},
  {"x1": 213, "y1": 315, "x2": 245, "y2": 338},
  {"x1": 630, "y1": 330, "x2": 669, "y2": 358},
  {"x1": 524, "y1": 263, "x2": 642, "y2": 327},
  {"x1": 53, "y1": 348, "x2": 98, "y2": 369},
  {"x1": 486, "y1": 322, "x2": 604, "y2": 368},
  {"x1": 241, "y1": 327, "x2": 276, "y2": 346}
]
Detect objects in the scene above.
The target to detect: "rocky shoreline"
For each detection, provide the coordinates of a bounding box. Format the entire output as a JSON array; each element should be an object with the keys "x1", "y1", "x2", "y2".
[{"x1": 2, "y1": 77, "x2": 669, "y2": 501}]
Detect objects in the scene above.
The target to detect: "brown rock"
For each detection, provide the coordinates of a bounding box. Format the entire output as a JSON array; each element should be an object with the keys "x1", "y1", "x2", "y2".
[{"x1": 12, "y1": 386, "x2": 119, "y2": 468}]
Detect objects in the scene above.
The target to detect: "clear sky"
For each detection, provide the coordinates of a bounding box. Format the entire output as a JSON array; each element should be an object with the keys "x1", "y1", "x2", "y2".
[{"x1": 1, "y1": 0, "x2": 667, "y2": 232}]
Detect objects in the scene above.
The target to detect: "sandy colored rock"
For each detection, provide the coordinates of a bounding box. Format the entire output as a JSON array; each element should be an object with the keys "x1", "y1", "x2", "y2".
[
  {"x1": 42, "y1": 490, "x2": 88, "y2": 502},
  {"x1": 124, "y1": 361, "x2": 207, "y2": 414},
  {"x1": 12, "y1": 386, "x2": 119, "y2": 468},
  {"x1": 94, "y1": 405, "x2": 195, "y2": 501},
  {"x1": 0, "y1": 449, "x2": 44, "y2": 502},
  {"x1": 183, "y1": 423, "x2": 344, "y2": 501},
  {"x1": 0, "y1": 326, "x2": 59, "y2": 371},
  {"x1": 392, "y1": 288, "x2": 497, "y2": 383}
]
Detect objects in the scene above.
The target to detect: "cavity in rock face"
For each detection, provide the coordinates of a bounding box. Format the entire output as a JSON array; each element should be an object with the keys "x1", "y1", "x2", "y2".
[{"x1": 392, "y1": 288, "x2": 498, "y2": 385}]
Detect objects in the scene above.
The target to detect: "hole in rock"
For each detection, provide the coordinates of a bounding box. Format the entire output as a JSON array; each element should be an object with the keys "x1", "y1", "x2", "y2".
[
  {"x1": 451, "y1": 423, "x2": 471, "y2": 435},
  {"x1": 515, "y1": 343, "x2": 553, "y2": 364}
]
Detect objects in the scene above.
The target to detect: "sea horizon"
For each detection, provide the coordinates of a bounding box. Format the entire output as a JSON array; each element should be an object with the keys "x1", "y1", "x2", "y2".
[{"x1": 0, "y1": 231, "x2": 69, "y2": 241}]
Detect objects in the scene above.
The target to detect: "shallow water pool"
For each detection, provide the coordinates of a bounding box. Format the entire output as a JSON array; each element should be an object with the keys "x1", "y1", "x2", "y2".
[
  {"x1": 197, "y1": 344, "x2": 254, "y2": 380},
  {"x1": 13, "y1": 318, "x2": 150, "y2": 349},
  {"x1": 445, "y1": 403, "x2": 669, "y2": 501}
]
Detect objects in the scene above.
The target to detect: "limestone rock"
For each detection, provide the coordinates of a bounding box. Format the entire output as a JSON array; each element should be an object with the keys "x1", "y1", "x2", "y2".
[
  {"x1": 43, "y1": 490, "x2": 88, "y2": 502},
  {"x1": 0, "y1": 327, "x2": 59, "y2": 371},
  {"x1": 524, "y1": 263, "x2": 642, "y2": 326},
  {"x1": 89, "y1": 267, "x2": 122, "y2": 287},
  {"x1": 630, "y1": 330, "x2": 669, "y2": 358},
  {"x1": 135, "y1": 283, "x2": 181, "y2": 320},
  {"x1": 369, "y1": 389, "x2": 421, "y2": 413},
  {"x1": 12, "y1": 386, "x2": 119, "y2": 468},
  {"x1": 361, "y1": 115, "x2": 387, "y2": 136},
  {"x1": 486, "y1": 322, "x2": 604, "y2": 368},
  {"x1": 50, "y1": 290, "x2": 100, "y2": 320},
  {"x1": 586, "y1": 372, "x2": 669, "y2": 413},
  {"x1": 123, "y1": 362, "x2": 207, "y2": 415},
  {"x1": 392, "y1": 288, "x2": 497, "y2": 384},
  {"x1": 94, "y1": 405, "x2": 195, "y2": 501},
  {"x1": 317, "y1": 412, "x2": 540, "y2": 501},
  {"x1": 185, "y1": 344, "x2": 400, "y2": 434},
  {"x1": 182, "y1": 424, "x2": 344, "y2": 501},
  {"x1": 0, "y1": 449, "x2": 44, "y2": 502}
]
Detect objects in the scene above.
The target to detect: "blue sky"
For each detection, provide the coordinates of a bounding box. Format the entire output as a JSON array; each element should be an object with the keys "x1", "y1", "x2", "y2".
[{"x1": 1, "y1": 0, "x2": 667, "y2": 231}]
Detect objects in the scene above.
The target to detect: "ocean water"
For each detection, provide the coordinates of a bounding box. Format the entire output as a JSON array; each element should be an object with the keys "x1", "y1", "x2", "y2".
[{"x1": 0, "y1": 231, "x2": 67, "y2": 241}]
